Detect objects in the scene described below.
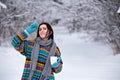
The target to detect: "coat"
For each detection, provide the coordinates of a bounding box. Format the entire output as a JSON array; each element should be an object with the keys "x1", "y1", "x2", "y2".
[{"x1": 11, "y1": 31, "x2": 63, "y2": 80}]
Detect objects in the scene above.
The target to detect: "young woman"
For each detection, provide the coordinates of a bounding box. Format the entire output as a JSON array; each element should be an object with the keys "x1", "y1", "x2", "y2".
[{"x1": 11, "y1": 22, "x2": 63, "y2": 80}]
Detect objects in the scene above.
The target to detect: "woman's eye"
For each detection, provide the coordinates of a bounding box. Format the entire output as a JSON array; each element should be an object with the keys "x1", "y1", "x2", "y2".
[{"x1": 43, "y1": 27, "x2": 47, "y2": 30}]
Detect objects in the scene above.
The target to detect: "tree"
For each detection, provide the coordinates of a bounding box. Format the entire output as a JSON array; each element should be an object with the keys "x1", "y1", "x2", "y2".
[{"x1": 0, "y1": 0, "x2": 120, "y2": 54}]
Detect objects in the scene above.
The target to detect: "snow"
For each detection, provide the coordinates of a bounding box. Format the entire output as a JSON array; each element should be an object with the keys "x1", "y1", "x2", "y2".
[
  {"x1": 0, "y1": 47, "x2": 25, "y2": 80},
  {"x1": 0, "y1": 26, "x2": 120, "y2": 80},
  {"x1": 0, "y1": 1, "x2": 7, "y2": 9},
  {"x1": 117, "y1": 7, "x2": 120, "y2": 13}
]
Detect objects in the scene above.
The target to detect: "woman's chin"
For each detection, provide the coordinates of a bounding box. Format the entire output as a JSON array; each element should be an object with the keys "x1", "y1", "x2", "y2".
[{"x1": 41, "y1": 37, "x2": 48, "y2": 40}]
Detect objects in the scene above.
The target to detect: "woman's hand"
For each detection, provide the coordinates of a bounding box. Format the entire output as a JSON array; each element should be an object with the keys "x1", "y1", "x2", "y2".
[
  {"x1": 50, "y1": 56, "x2": 62, "y2": 68},
  {"x1": 25, "y1": 22, "x2": 39, "y2": 35},
  {"x1": 50, "y1": 56, "x2": 57, "y2": 65}
]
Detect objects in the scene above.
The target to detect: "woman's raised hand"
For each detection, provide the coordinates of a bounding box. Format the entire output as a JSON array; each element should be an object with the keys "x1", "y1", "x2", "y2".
[{"x1": 25, "y1": 22, "x2": 39, "y2": 35}]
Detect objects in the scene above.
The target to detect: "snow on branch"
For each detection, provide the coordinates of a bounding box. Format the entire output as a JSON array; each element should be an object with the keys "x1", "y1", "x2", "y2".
[
  {"x1": 117, "y1": 7, "x2": 120, "y2": 13},
  {"x1": 0, "y1": 1, "x2": 7, "y2": 9}
]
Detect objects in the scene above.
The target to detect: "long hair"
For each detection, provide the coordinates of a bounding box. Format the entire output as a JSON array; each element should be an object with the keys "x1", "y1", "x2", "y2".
[{"x1": 36, "y1": 22, "x2": 54, "y2": 40}]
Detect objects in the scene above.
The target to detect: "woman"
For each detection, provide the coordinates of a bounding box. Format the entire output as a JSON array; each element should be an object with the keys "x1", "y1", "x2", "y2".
[{"x1": 11, "y1": 22, "x2": 63, "y2": 80}]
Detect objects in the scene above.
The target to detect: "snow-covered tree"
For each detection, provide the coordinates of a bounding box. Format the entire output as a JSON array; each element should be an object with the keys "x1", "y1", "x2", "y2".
[
  {"x1": 0, "y1": 0, "x2": 120, "y2": 54},
  {"x1": 0, "y1": 1, "x2": 7, "y2": 10}
]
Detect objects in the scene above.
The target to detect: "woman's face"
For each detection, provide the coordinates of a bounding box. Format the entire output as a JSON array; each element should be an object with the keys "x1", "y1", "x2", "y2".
[{"x1": 39, "y1": 24, "x2": 51, "y2": 40}]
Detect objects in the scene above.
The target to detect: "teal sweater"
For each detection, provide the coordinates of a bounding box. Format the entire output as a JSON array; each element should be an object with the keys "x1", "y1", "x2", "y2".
[{"x1": 11, "y1": 31, "x2": 63, "y2": 80}]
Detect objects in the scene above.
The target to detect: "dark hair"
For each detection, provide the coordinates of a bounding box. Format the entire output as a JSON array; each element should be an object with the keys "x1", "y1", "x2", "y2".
[{"x1": 36, "y1": 22, "x2": 54, "y2": 40}]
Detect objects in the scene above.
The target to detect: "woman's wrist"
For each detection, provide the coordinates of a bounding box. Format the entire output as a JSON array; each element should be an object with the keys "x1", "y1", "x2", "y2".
[{"x1": 24, "y1": 29, "x2": 30, "y2": 36}]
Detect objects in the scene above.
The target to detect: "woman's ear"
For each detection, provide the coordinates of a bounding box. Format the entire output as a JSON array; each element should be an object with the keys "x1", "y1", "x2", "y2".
[
  {"x1": 49, "y1": 31, "x2": 52, "y2": 35},
  {"x1": 46, "y1": 31, "x2": 52, "y2": 38}
]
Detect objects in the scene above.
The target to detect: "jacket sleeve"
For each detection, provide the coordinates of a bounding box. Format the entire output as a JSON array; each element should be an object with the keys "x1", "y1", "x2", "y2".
[
  {"x1": 52, "y1": 47, "x2": 63, "y2": 73},
  {"x1": 11, "y1": 31, "x2": 28, "y2": 56}
]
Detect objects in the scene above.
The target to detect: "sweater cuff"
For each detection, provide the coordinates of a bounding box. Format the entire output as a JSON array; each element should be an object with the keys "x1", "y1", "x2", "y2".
[{"x1": 24, "y1": 30, "x2": 30, "y2": 36}]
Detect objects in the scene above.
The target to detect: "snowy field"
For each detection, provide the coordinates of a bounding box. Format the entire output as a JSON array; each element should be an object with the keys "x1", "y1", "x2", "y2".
[{"x1": 0, "y1": 26, "x2": 120, "y2": 80}]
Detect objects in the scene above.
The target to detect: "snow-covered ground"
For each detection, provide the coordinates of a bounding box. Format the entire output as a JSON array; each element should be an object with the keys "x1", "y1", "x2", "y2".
[{"x1": 0, "y1": 26, "x2": 120, "y2": 80}]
